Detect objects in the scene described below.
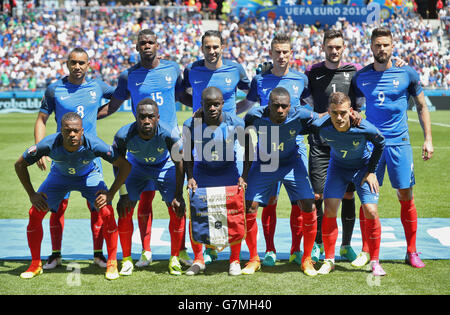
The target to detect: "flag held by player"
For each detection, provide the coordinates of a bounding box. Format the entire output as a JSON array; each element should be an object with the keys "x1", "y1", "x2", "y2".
[{"x1": 188, "y1": 185, "x2": 246, "y2": 249}]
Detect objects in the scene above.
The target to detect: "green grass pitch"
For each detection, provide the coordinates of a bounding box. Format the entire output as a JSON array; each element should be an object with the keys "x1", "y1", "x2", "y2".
[{"x1": 0, "y1": 110, "x2": 449, "y2": 295}]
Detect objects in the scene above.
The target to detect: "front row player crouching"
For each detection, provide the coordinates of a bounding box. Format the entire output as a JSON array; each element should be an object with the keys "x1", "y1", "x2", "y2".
[
  {"x1": 183, "y1": 87, "x2": 247, "y2": 276},
  {"x1": 242, "y1": 87, "x2": 320, "y2": 276},
  {"x1": 112, "y1": 98, "x2": 187, "y2": 276},
  {"x1": 15, "y1": 112, "x2": 131, "y2": 280},
  {"x1": 311, "y1": 92, "x2": 386, "y2": 276}
]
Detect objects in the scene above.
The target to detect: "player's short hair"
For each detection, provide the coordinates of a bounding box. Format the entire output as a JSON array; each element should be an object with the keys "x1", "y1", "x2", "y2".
[
  {"x1": 136, "y1": 97, "x2": 159, "y2": 112},
  {"x1": 202, "y1": 30, "x2": 223, "y2": 45},
  {"x1": 137, "y1": 29, "x2": 156, "y2": 39},
  {"x1": 323, "y1": 29, "x2": 344, "y2": 45},
  {"x1": 68, "y1": 47, "x2": 88, "y2": 60},
  {"x1": 271, "y1": 33, "x2": 291, "y2": 49},
  {"x1": 201, "y1": 86, "x2": 223, "y2": 101},
  {"x1": 269, "y1": 87, "x2": 291, "y2": 103},
  {"x1": 328, "y1": 92, "x2": 351, "y2": 108},
  {"x1": 371, "y1": 27, "x2": 392, "y2": 42},
  {"x1": 61, "y1": 112, "x2": 82, "y2": 124}
]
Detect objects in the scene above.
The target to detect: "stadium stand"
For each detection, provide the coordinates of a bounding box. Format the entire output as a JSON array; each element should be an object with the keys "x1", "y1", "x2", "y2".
[{"x1": 0, "y1": 1, "x2": 449, "y2": 91}]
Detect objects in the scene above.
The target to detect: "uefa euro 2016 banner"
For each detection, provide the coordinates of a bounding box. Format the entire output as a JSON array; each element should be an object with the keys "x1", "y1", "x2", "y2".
[{"x1": 233, "y1": 0, "x2": 395, "y2": 25}]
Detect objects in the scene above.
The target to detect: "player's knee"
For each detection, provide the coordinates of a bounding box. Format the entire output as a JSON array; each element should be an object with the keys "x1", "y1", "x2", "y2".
[
  {"x1": 397, "y1": 188, "x2": 413, "y2": 201},
  {"x1": 267, "y1": 196, "x2": 278, "y2": 205},
  {"x1": 314, "y1": 193, "x2": 323, "y2": 201},
  {"x1": 299, "y1": 199, "x2": 315, "y2": 212},
  {"x1": 362, "y1": 204, "x2": 378, "y2": 219}
]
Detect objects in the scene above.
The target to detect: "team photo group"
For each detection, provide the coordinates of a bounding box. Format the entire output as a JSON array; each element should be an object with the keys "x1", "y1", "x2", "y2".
[{"x1": 14, "y1": 23, "x2": 433, "y2": 282}]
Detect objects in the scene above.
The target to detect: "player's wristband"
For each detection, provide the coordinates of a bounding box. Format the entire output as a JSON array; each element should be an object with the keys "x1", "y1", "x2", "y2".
[{"x1": 119, "y1": 185, "x2": 128, "y2": 196}]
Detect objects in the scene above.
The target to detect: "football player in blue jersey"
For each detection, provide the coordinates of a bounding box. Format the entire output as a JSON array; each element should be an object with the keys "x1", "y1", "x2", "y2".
[
  {"x1": 112, "y1": 98, "x2": 186, "y2": 276},
  {"x1": 15, "y1": 112, "x2": 131, "y2": 280},
  {"x1": 180, "y1": 30, "x2": 250, "y2": 264},
  {"x1": 35, "y1": 48, "x2": 115, "y2": 270},
  {"x1": 97, "y1": 29, "x2": 192, "y2": 269},
  {"x1": 309, "y1": 92, "x2": 386, "y2": 276},
  {"x1": 181, "y1": 30, "x2": 251, "y2": 114},
  {"x1": 236, "y1": 34, "x2": 311, "y2": 268},
  {"x1": 352, "y1": 27, "x2": 434, "y2": 269},
  {"x1": 183, "y1": 87, "x2": 247, "y2": 276},
  {"x1": 242, "y1": 87, "x2": 320, "y2": 276}
]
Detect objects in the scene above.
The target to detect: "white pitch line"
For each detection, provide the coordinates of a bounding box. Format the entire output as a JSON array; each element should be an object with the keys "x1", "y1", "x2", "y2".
[{"x1": 408, "y1": 118, "x2": 450, "y2": 128}]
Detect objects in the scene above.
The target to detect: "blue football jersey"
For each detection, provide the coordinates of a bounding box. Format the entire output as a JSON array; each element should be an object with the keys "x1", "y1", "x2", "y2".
[
  {"x1": 312, "y1": 116, "x2": 385, "y2": 172},
  {"x1": 113, "y1": 60, "x2": 182, "y2": 129},
  {"x1": 40, "y1": 77, "x2": 114, "y2": 136},
  {"x1": 352, "y1": 65, "x2": 422, "y2": 145},
  {"x1": 244, "y1": 106, "x2": 318, "y2": 162},
  {"x1": 183, "y1": 112, "x2": 245, "y2": 170},
  {"x1": 183, "y1": 59, "x2": 250, "y2": 113},
  {"x1": 246, "y1": 69, "x2": 309, "y2": 109},
  {"x1": 23, "y1": 133, "x2": 117, "y2": 177},
  {"x1": 113, "y1": 121, "x2": 180, "y2": 167}
]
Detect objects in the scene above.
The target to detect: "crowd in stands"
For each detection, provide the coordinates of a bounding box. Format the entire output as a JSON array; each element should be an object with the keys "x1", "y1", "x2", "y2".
[{"x1": 0, "y1": 2, "x2": 449, "y2": 92}]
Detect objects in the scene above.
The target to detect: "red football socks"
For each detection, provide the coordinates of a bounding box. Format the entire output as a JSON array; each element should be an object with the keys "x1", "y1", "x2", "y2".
[
  {"x1": 118, "y1": 207, "x2": 134, "y2": 258},
  {"x1": 261, "y1": 203, "x2": 277, "y2": 253},
  {"x1": 168, "y1": 207, "x2": 185, "y2": 257},
  {"x1": 359, "y1": 206, "x2": 369, "y2": 253},
  {"x1": 245, "y1": 211, "x2": 259, "y2": 260},
  {"x1": 49, "y1": 198, "x2": 68, "y2": 252},
  {"x1": 322, "y1": 215, "x2": 338, "y2": 260},
  {"x1": 365, "y1": 217, "x2": 381, "y2": 261},
  {"x1": 138, "y1": 191, "x2": 155, "y2": 251},
  {"x1": 99, "y1": 205, "x2": 118, "y2": 261},
  {"x1": 301, "y1": 210, "x2": 317, "y2": 261},
  {"x1": 290, "y1": 204, "x2": 303, "y2": 254},
  {"x1": 189, "y1": 222, "x2": 204, "y2": 263},
  {"x1": 90, "y1": 206, "x2": 104, "y2": 252},
  {"x1": 137, "y1": 190, "x2": 155, "y2": 252},
  {"x1": 400, "y1": 199, "x2": 418, "y2": 253},
  {"x1": 27, "y1": 206, "x2": 47, "y2": 262}
]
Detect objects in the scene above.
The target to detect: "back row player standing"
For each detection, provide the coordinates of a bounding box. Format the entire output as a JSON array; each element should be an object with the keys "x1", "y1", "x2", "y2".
[
  {"x1": 352, "y1": 27, "x2": 433, "y2": 268},
  {"x1": 98, "y1": 29, "x2": 193, "y2": 275},
  {"x1": 303, "y1": 30, "x2": 362, "y2": 263},
  {"x1": 181, "y1": 30, "x2": 251, "y2": 264}
]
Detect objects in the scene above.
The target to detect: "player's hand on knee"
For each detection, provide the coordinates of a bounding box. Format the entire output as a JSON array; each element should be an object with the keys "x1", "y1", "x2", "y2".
[
  {"x1": 30, "y1": 192, "x2": 49, "y2": 212},
  {"x1": 36, "y1": 156, "x2": 51, "y2": 171},
  {"x1": 95, "y1": 190, "x2": 108, "y2": 209},
  {"x1": 117, "y1": 194, "x2": 132, "y2": 218},
  {"x1": 361, "y1": 172, "x2": 379, "y2": 194}
]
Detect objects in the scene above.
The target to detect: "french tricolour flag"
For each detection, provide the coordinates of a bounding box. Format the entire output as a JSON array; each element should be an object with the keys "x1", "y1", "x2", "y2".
[{"x1": 189, "y1": 185, "x2": 246, "y2": 248}]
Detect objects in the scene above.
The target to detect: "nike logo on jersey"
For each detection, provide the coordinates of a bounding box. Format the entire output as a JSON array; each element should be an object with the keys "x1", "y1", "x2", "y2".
[
  {"x1": 316, "y1": 75, "x2": 326, "y2": 80},
  {"x1": 129, "y1": 150, "x2": 140, "y2": 154},
  {"x1": 60, "y1": 95, "x2": 70, "y2": 100},
  {"x1": 362, "y1": 82, "x2": 370, "y2": 86},
  {"x1": 324, "y1": 138, "x2": 334, "y2": 142},
  {"x1": 194, "y1": 80, "x2": 203, "y2": 84},
  {"x1": 136, "y1": 82, "x2": 144, "y2": 86}
]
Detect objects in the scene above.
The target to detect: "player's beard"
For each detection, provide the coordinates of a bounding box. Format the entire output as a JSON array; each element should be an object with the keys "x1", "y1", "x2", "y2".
[{"x1": 374, "y1": 52, "x2": 391, "y2": 64}]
